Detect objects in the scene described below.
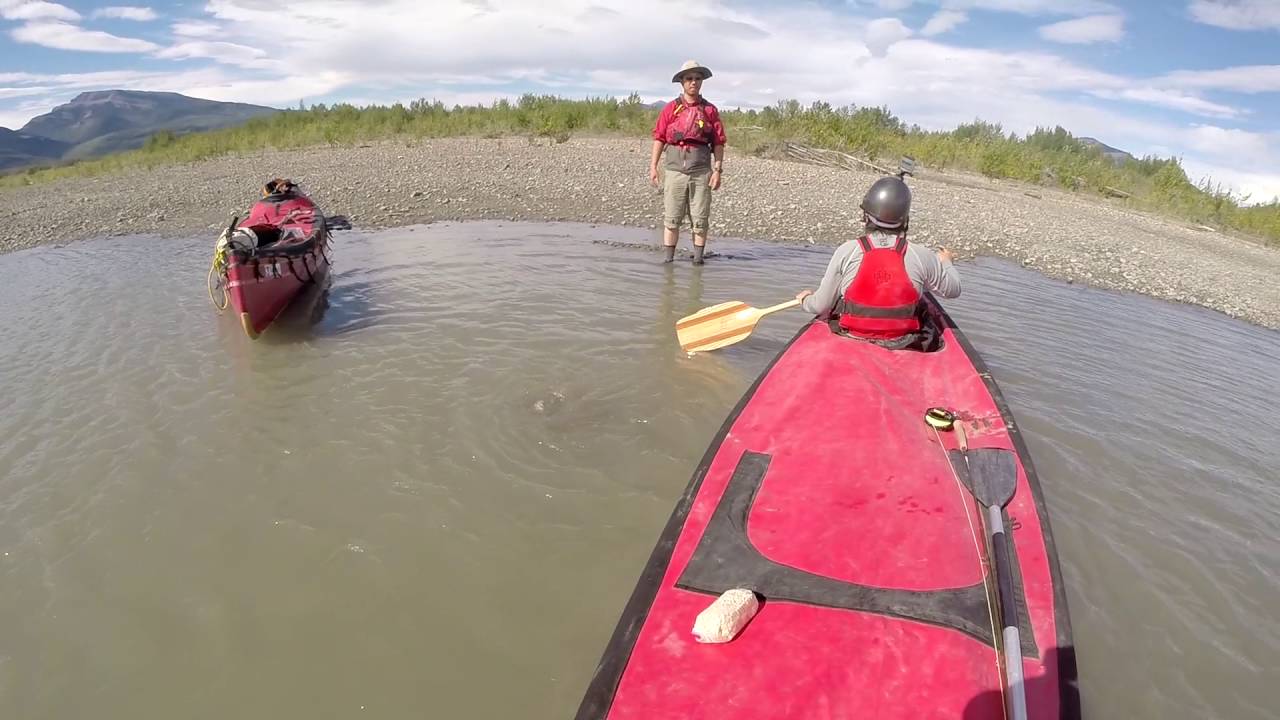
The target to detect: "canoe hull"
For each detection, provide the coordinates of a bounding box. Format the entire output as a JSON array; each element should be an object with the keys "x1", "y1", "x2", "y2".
[{"x1": 225, "y1": 191, "x2": 330, "y2": 338}]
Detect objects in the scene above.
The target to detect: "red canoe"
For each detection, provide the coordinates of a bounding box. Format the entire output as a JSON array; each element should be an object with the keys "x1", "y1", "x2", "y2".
[
  {"x1": 577, "y1": 295, "x2": 1079, "y2": 719},
  {"x1": 215, "y1": 181, "x2": 331, "y2": 338}
]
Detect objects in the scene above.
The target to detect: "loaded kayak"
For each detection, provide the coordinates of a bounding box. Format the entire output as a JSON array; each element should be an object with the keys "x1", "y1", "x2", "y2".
[
  {"x1": 209, "y1": 178, "x2": 331, "y2": 338},
  {"x1": 577, "y1": 295, "x2": 1079, "y2": 719}
]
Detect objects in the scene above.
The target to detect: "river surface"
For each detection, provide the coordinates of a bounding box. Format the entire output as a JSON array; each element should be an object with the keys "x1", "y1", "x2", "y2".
[{"x1": 0, "y1": 221, "x2": 1277, "y2": 719}]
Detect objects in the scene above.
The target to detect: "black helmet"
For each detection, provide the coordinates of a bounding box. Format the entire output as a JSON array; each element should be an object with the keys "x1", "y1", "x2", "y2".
[{"x1": 860, "y1": 176, "x2": 911, "y2": 230}]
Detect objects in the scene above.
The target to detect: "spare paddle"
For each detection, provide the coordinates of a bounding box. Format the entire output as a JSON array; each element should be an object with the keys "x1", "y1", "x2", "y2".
[
  {"x1": 675, "y1": 299, "x2": 800, "y2": 354},
  {"x1": 952, "y1": 423, "x2": 1028, "y2": 720}
]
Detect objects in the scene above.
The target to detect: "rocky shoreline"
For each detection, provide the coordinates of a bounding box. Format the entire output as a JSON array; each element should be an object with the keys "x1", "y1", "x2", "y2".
[{"x1": 2, "y1": 135, "x2": 1277, "y2": 329}]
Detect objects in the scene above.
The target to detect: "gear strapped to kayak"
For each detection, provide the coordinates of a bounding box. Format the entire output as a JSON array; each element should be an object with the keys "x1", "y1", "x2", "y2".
[
  {"x1": 208, "y1": 179, "x2": 333, "y2": 338},
  {"x1": 576, "y1": 294, "x2": 1079, "y2": 720}
]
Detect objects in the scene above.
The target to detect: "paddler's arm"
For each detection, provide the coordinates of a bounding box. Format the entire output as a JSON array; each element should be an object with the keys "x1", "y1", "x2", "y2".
[
  {"x1": 912, "y1": 244, "x2": 962, "y2": 298},
  {"x1": 709, "y1": 107, "x2": 727, "y2": 190},
  {"x1": 798, "y1": 241, "x2": 857, "y2": 316},
  {"x1": 709, "y1": 144, "x2": 725, "y2": 190},
  {"x1": 650, "y1": 104, "x2": 672, "y2": 187},
  {"x1": 650, "y1": 140, "x2": 665, "y2": 186}
]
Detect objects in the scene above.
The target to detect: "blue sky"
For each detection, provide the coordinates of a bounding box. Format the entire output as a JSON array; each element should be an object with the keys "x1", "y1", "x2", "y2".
[{"x1": 2, "y1": 0, "x2": 1279, "y2": 201}]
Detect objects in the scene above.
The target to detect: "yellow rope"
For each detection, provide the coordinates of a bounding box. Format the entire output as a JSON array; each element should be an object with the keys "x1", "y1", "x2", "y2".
[{"x1": 208, "y1": 242, "x2": 229, "y2": 312}]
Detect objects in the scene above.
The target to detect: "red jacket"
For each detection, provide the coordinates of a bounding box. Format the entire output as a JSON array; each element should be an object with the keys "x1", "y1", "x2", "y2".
[{"x1": 652, "y1": 96, "x2": 727, "y2": 147}]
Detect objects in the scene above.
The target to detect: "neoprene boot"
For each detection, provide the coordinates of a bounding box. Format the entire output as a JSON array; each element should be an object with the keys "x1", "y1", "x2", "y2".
[
  {"x1": 662, "y1": 244, "x2": 676, "y2": 263},
  {"x1": 692, "y1": 244, "x2": 705, "y2": 265}
]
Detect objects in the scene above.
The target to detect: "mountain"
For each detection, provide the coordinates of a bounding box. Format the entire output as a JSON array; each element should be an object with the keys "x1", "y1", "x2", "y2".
[
  {"x1": 0, "y1": 90, "x2": 279, "y2": 172},
  {"x1": 1078, "y1": 136, "x2": 1134, "y2": 164},
  {"x1": 0, "y1": 128, "x2": 70, "y2": 172}
]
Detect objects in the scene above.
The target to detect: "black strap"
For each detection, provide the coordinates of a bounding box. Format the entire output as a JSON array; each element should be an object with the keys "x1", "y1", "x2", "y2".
[{"x1": 835, "y1": 299, "x2": 918, "y2": 318}]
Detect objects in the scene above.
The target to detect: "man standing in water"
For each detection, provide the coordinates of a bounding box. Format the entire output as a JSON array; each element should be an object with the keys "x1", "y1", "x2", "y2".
[{"x1": 650, "y1": 60, "x2": 727, "y2": 265}]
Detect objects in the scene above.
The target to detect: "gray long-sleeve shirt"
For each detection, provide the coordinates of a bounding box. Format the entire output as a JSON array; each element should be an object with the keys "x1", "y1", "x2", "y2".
[{"x1": 800, "y1": 231, "x2": 962, "y2": 316}]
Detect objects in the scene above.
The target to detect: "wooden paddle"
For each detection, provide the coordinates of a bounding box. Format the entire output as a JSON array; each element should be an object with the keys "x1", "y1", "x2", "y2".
[{"x1": 675, "y1": 299, "x2": 801, "y2": 354}]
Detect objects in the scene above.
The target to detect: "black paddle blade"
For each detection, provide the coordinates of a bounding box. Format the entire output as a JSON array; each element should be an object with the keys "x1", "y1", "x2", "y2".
[
  {"x1": 327, "y1": 214, "x2": 353, "y2": 230},
  {"x1": 949, "y1": 448, "x2": 1018, "y2": 508}
]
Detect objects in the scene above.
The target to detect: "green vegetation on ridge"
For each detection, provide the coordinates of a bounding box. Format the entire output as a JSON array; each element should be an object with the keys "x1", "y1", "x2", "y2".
[{"x1": 3, "y1": 94, "x2": 1277, "y2": 245}]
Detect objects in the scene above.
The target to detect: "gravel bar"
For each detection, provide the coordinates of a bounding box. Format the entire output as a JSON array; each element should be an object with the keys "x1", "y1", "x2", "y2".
[{"x1": 2, "y1": 136, "x2": 1276, "y2": 329}]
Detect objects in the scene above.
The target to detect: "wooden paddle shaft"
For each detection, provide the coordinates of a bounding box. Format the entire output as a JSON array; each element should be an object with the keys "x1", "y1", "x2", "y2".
[{"x1": 758, "y1": 299, "x2": 801, "y2": 316}]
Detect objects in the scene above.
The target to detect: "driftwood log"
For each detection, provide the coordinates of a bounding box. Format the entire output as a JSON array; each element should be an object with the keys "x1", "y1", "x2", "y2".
[{"x1": 784, "y1": 143, "x2": 894, "y2": 175}]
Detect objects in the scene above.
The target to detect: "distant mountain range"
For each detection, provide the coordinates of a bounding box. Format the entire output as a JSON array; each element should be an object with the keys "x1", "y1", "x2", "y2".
[
  {"x1": 0, "y1": 90, "x2": 278, "y2": 172},
  {"x1": 1078, "y1": 136, "x2": 1134, "y2": 163}
]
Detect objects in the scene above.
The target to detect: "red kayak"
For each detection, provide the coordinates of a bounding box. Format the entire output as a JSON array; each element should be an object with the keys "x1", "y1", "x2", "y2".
[
  {"x1": 211, "y1": 179, "x2": 331, "y2": 338},
  {"x1": 577, "y1": 295, "x2": 1079, "y2": 719}
]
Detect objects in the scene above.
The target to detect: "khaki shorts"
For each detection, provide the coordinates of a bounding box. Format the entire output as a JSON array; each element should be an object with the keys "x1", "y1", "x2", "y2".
[{"x1": 662, "y1": 168, "x2": 712, "y2": 233}]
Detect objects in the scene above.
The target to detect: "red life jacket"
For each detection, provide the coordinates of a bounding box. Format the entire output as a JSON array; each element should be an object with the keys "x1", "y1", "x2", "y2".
[
  {"x1": 664, "y1": 97, "x2": 713, "y2": 147},
  {"x1": 836, "y1": 234, "x2": 922, "y2": 338}
]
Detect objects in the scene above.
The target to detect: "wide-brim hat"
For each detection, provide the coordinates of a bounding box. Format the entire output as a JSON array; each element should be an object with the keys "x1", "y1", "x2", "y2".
[{"x1": 672, "y1": 60, "x2": 713, "y2": 83}]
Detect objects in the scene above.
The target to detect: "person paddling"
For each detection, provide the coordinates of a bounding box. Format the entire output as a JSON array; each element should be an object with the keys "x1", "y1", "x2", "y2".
[
  {"x1": 795, "y1": 175, "x2": 961, "y2": 350},
  {"x1": 649, "y1": 60, "x2": 727, "y2": 265}
]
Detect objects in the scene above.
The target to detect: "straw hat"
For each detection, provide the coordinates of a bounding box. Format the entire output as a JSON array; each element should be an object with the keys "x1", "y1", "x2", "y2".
[{"x1": 672, "y1": 60, "x2": 713, "y2": 83}]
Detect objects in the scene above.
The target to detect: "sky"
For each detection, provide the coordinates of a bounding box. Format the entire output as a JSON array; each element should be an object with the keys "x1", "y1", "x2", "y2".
[{"x1": 1, "y1": 0, "x2": 1279, "y2": 203}]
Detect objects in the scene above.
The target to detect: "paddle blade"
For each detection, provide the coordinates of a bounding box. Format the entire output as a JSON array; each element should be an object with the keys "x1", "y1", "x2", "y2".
[
  {"x1": 676, "y1": 301, "x2": 761, "y2": 354},
  {"x1": 950, "y1": 448, "x2": 1018, "y2": 508}
]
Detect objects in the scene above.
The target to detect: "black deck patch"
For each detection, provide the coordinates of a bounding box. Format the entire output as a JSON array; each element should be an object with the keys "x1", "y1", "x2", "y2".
[{"x1": 676, "y1": 450, "x2": 1037, "y2": 655}]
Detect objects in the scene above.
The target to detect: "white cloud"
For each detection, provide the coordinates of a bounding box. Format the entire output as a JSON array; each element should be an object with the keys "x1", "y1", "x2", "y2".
[
  {"x1": 91, "y1": 6, "x2": 159, "y2": 22},
  {"x1": 1188, "y1": 0, "x2": 1280, "y2": 30},
  {"x1": 1038, "y1": 13, "x2": 1124, "y2": 43},
  {"x1": 0, "y1": 1, "x2": 80, "y2": 21},
  {"x1": 1091, "y1": 88, "x2": 1240, "y2": 118},
  {"x1": 0, "y1": 96, "x2": 60, "y2": 128},
  {"x1": 0, "y1": 84, "x2": 55, "y2": 100},
  {"x1": 865, "y1": 17, "x2": 914, "y2": 56},
  {"x1": 1179, "y1": 126, "x2": 1280, "y2": 202},
  {"x1": 940, "y1": 0, "x2": 1116, "y2": 15},
  {"x1": 1159, "y1": 65, "x2": 1280, "y2": 93},
  {"x1": 921, "y1": 10, "x2": 967, "y2": 35},
  {"x1": 155, "y1": 41, "x2": 270, "y2": 69},
  {"x1": 1183, "y1": 124, "x2": 1274, "y2": 159},
  {"x1": 171, "y1": 21, "x2": 220, "y2": 37},
  {"x1": 1181, "y1": 159, "x2": 1280, "y2": 204},
  {"x1": 174, "y1": 71, "x2": 349, "y2": 105},
  {"x1": 11, "y1": 20, "x2": 159, "y2": 52}
]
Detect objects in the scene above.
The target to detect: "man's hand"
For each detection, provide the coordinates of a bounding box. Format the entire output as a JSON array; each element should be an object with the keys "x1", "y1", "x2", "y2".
[
  {"x1": 937, "y1": 247, "x2": 956, "y2": 264},
  {"x1": 650, "y1": 165, "x2": 660, "y2": 187},
  {"x1": 709, "y1": 169, "x2": 722, "y2": 190},
  {"x1": 795, "y1": 289, "x2": 813, "y2": 303}
]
